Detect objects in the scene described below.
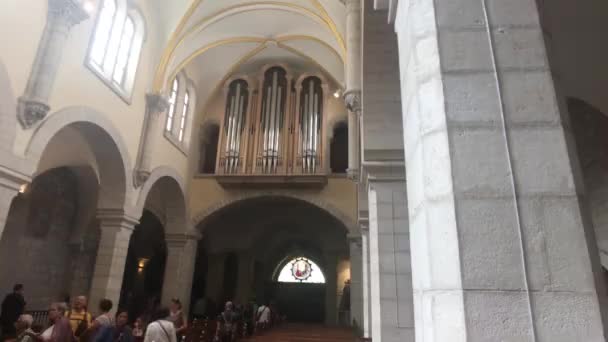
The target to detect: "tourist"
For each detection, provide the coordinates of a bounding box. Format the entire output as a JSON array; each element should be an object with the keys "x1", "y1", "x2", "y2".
[
  {"x1": 39, "y1": 302, "x2": 74, "y2": 342},
  {"x1": 14, "y1": 314, "x2": 34, "y2": 342},
  {"x1": 215, "y1": 302, "x2": 238, "y2": 342},
  {"x1": 92, "y1": 300, "x2": 113, "y2": 328},
  {"x1": 92, "y1": 310, "x2": 132, "y2": 342},
  {"x1": 66, "y1": 296, "x2": 91, "y2": 339},
  {"x1": 1, "y1": 284, "x2": 26, "y2": 339},
  {"x1": 130, "y1": 318, "x2": 143, "y2": 339},
  {"x1": 255, "y1": 303, "x2": 271, "y2": 332},
  {"x1": 143, "y1": 308, "x2": 175, "y2": 342},
  {"x1": 167, "y1": 299, "x2": 186, "y2": 339}
]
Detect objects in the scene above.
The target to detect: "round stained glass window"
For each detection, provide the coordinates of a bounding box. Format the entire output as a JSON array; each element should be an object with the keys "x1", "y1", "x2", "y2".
[
  {"x1": 277, "y1": 257, "x2": 326, "y2": 283},
  {"x1": 291, "y1": 257, "x2": 312, "y2": 281}
]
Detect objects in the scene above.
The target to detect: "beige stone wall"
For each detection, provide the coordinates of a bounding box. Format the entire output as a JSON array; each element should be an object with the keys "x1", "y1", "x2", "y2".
[{"x1": 189, "y1": 177, "x2": 357, "y2": 229}]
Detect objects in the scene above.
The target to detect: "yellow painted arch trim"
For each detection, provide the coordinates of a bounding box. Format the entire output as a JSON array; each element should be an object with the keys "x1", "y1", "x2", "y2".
[
  {"x1": 166, "y1": 35, "x2": 344, "y2": 90},
  {"x1": 154, "y1": 1, "x2": 346, "y2": 92}
]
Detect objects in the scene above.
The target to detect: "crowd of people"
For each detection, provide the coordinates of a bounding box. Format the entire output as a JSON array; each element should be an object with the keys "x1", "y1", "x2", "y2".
[{"x1": 0, "y1": 285, "x2": 281, "y2": 342}]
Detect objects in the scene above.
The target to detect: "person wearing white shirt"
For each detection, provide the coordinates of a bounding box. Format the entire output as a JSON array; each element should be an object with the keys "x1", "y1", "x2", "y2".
[{"x1": 143, "y1": 308, "x2": 177, "y2": 342}]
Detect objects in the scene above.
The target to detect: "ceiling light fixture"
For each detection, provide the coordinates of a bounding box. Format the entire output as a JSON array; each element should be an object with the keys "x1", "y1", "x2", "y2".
[{"x1": 83, "y1": 1, "x2": 95, "y2": 14}]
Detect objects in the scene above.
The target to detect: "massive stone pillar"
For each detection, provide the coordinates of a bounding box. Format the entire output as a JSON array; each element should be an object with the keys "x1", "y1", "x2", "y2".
[
  {"x1": 89, "y1": 210, "x2": 138, "y2": 314},
  {"x1": 134, "y1": 94, "x2": 169, "y2": 187},
  {"x1": 360, "y1": 224, "x2": 371, "y2": 339},
  {"x1": 235, "y1": 252, "x2": 253, "y2": 304},
  {"x1": 394, "y1": 0, "x2": 606, "y2": 340},
  {"x1": 161, "y1": 234, "x2": 199, "y2": 315},
  {"x1": 205, "y1": 253, "x2": 226, "y2": 306},
  {"x1": 344, "y1": 0, "x2": 362, "y2": 180},
  {"x1": 366, "y1": 165, "x2": 414, "y2": 342},
  {"x1": 17, "y1": 0, "x2": 88, "y2": 128},
  {"x1": 348, "y1": 235, "x2": 363, "y2": 329}
]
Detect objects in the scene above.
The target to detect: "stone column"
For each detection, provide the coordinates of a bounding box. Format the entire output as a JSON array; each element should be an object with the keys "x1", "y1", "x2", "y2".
[
  {"x1": 17, "y1": 0, "x2": 88, "y2": 128},
  {"x1": 360, "y1": 224, "x2": 371, "y2": 339},
  {"x1": 348, "y1": 235, "x2": 363, "y2": 330},
  {"x1": 366, "y1": 168, "x2": 414, "y2": 342},
  {"x1": 89, "y1": 210, "x2": 138, "y2": 315},
  {"x1": 324, "y1": 253, "x2": 338, "y2": 326},
  {"x1": 161, "y1": 234, "x2": 199, "y2": 316},
  {"x1": 344, "y1": 0, "x2": 362, "y2": 181},
  {"x1": 205, "y1": 253, "x2": 226, "y2": 306},
  {"x1": 134, "y1": 94, "x2": 169, "y2": 187},
  {"x1": 235, "y1": 252, "x2": 252, "y2": 304},
  {"x1": 395, "y1": 0, "x2": 606, "y2": 340},
  {"x1": 0, "y1": 167, "x2": 29, "y2": 241}
]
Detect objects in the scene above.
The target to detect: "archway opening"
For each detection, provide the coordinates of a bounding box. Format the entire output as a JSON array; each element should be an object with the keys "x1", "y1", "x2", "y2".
[
  {"x1": 191, "y1": 196, "x2": 349, "y2": 325},
  {"x1": 119, "y1": 210, "x2": 167, "y2": 321},
  {"x1": 330, "y1": 121, "x2": 348, "y2": 174},
  {"x1": 199, "y1": 123, "x2": 220, "y2": 174}
]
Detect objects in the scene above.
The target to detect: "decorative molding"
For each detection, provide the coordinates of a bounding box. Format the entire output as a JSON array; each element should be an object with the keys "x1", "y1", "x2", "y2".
[
  {"x1": 343, "y1": 90, "x2": 362, "y2": 113},
  {"x1": 17, "y1": 97, "x2": 50, "y2": 129},
  {"x1": 48, "y1": 0, "x2": 89, "y2": 28},
  {"x1": 96, "y1": 208, "x2": 140, "y2": 230},
  {"x1": 133, "y1": 169, "x2": 151, "y2": 188},
  {"x1": 145, "y1": 93, "x2": 170, "y2": 116}
]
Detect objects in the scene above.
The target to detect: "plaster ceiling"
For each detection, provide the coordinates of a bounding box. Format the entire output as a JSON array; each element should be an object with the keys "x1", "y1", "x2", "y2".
[{"x1": 151, "y1": 0, "x2": 346, "y2": 112}]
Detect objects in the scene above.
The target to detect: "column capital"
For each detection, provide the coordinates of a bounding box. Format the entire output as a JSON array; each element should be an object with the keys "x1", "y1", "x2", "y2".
[
  {"x1": 146, "y1": 93, "x2": 170, "y2": 115},
  {"x1": 48, "y1": 0, "x2": 89, "y2": 28},
  {"x1": 17, "y1": 97, "x2": 51, "y2": 129},
  {"x1": 343, "y1": 89, "x2": 362, "y2": 114},
  {"x1": 96, "y1": 209, "x2": 139, "y2": 231},
  {"x1": 348, "y1": 234, "x2": 363, "y2": 247},
  {"x1": 0, "y1": 165, "x2": 31, "y2": 192},
  {"x1": 361, "y1": 159, "x2": 405, "y2": 186},
  {"x1": 165, "y1": 233, "x2": 201, "y2": 248}
]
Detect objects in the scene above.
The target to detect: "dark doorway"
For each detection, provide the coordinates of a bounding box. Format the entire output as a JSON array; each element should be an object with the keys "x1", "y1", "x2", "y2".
[
  {"x1": 200, "y1": 124, "x2": 220, "y2": 174},
  {"x1": 330, "y1": 122, "x2": 348, "y2": 173},
  {"x1": 268, "y1": 282, "x2": 325, "y2": 323}
]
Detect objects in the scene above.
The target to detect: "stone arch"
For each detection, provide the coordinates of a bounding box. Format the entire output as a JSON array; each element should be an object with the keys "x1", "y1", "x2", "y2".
[
  {"x1": 135, "y1": 166, "x2": 189, "y2": 235},
  {"x1": 25, "y1": 106, "x2": 134, "y2": 211},
  {"x1": 192, "y1": 192, "x2": 357, "y2": 233}
]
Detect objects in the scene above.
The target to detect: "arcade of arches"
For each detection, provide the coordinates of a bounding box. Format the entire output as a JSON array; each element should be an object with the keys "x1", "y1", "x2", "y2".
[{"x1": 1, "y1": 0, "x2": 608, "y2": 342}]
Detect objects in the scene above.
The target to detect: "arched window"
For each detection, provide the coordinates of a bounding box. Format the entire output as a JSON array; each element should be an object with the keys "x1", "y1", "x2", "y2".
[
  {"x1": 166, "y1": 78, "x2": 179, "y2": 132},
  {"x1": 87, "y1": 0, "x2": 144, "y2": 99},
  {"x1": 277, "y1": 257, "x2": 326, "y2": 283},
  {"x1": 330, "y1": 121, "x2": 348, "y2": 173},
  {"x1": 178, "y1": 91, "x2": 190, "y2": 142}
]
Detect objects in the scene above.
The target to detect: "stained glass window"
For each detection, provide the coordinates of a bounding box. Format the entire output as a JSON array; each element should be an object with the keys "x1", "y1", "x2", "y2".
[{"x1": 277, "y1": 257, "x2": 325, "y2": 283}]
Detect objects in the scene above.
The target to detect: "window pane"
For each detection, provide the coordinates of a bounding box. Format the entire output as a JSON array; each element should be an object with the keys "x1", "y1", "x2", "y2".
[
  {"x1": 277, "y1": 257, "x2": 325, "y2": 283},
  {"x1": 112, "y1": 17, "x2": 135, "y2": 86},
  {"x1": 166, "y1": 79, "x2": 179, "y2": 131},
  {"x1": 90, "y1": 0, "x2": 116, "y2": 66},
  {"x1": 178, "y1": 92, "x2": 190, "y2": 141}
]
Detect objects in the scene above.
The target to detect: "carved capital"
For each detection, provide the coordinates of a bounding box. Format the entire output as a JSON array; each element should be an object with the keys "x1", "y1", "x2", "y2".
[
  {"x1": 347, "y1": 167, "x2": 360, "y2": 182},
  {"x1": 145, "y1": 93, "x2": 170, "y2": 117},
  {"x1": 343, "y1": 90, "x2": 362, "y2": 114},
  {"x1": 48, "y1": 0, "x2": 89, "y2": 28},
  {"x1": 17, "y1": 97, "x2": 50, "y2": 129},
  {"x1": 133, "y1": 169, "x2": 150, "y2": 188}
]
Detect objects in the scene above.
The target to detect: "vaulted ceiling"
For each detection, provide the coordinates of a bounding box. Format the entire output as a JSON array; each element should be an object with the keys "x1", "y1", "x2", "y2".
[{"x1": 150, "y1": 0, "x2": 346, "y2": 112}]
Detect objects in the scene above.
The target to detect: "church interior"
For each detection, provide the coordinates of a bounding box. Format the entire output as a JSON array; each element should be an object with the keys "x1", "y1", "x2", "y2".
[{"x1": 1, "y1": 0, "x2": 608, "y2": 341}]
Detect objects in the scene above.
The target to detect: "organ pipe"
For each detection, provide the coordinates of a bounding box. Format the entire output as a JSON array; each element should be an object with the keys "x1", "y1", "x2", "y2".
[
  {"x1": 260, "y1": 67, "x2": 287, "y2": 173},
  {"x1": 223, "y1": 79, "x2": 249, "y2": 174},
  {"x1": 299, "y1": 76, "x2": 323, "y2": 174}
]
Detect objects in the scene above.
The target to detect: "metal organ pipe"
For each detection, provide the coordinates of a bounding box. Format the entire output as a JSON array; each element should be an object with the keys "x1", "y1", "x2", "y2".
[
  {"x1": 300, "y1": 77, "x2": 322, "y2": 174},
  {"x1": 223, "y1": 80, "x2": 248, "y2": 174}
]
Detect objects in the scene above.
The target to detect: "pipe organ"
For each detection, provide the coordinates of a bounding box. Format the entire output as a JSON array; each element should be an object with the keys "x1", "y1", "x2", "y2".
[{"x1": 216, "y1": 65, "x2": 329, "y2": 177}]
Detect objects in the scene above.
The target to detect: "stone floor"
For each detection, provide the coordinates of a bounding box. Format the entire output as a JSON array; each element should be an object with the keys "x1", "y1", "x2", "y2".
[{"x1": 249, "y1": 324, "x2": 356, "y2": 342}]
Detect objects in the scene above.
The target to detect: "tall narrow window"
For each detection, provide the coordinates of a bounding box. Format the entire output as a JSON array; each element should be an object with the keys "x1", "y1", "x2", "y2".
[
  {"x1": 298, "y1": 76, "x2": 323, "y2": 173},
  {"x1": 112, "y1": 16, "x2": 135, "y2": 86},
  {"x1": 90, "y1": 0, "x2": 117, "y2": 66},
  {"x1": 166, "y1": 78, "x2": 179, "y2": 132},
  {"x1": 277, "y1": 257, "x2": 326, "y2": 283},
  {"x1": 222, "y1": 79, "x2": 249, "y2": 174},
  {"x1": 260, "y1": 67, "x2": 287, "y2": 173},
  {"x1": 178, "y1": 91, "x2": 190, "y2": 142},
  {"x1": 87, "y1": 0, "x2": 144, "y2": 98}
]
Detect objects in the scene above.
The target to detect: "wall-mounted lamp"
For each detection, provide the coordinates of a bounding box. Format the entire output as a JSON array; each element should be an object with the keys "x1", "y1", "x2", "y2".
[
  {"x1": 81, "y1": 0, "x2": 95, "y2": 14},
  {"x1": 137, "y1": 258, "x2": 149, "y2": 272},
  {"x1": 333, "y1": 90, "x2": 341, "y2": 98},
  {"x1": 18, "y1": 183, "x2": 29, "y2": 194}
]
